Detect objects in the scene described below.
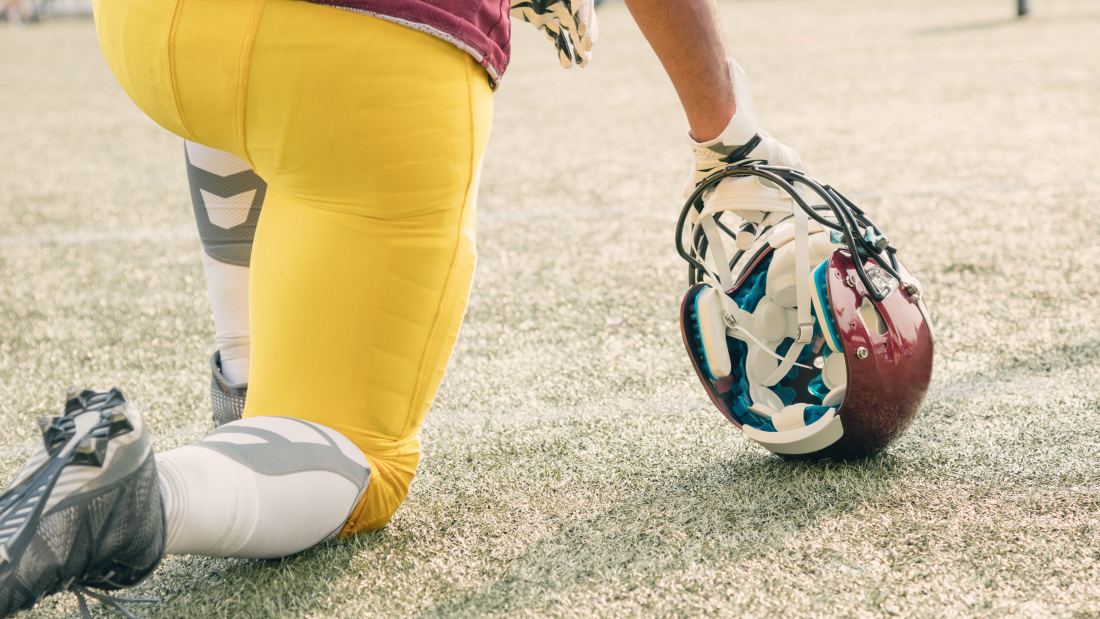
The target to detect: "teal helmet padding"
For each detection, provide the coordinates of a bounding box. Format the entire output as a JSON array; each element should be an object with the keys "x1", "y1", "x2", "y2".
[{"x1": 689, "y1": 252, "x2": 832, "y2": 432}]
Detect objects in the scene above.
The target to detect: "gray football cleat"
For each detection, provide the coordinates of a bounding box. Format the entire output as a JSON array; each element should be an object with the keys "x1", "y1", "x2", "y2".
[
  {"x1": 210, "y1": 350, "x2": 247, "y2": 427},
  {"x1": 0, "y1": 387, "x2": 165, "y2": 618}
]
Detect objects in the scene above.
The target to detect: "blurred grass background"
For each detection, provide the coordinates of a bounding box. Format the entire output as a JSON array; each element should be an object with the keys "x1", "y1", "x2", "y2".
[{"x1": 2, "y1": 0, "x2": 1099, "y2": 616}]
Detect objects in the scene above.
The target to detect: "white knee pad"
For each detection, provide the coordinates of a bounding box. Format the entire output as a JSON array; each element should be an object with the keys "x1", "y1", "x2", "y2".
[{"x1": 156, "y1": 416, "x2": 369, "y2": 559}]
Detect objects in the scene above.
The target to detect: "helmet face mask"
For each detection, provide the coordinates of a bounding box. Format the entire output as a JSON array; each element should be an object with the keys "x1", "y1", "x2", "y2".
[{"x1": 676, "y1": 157, "x2": 934, "y2": 459}]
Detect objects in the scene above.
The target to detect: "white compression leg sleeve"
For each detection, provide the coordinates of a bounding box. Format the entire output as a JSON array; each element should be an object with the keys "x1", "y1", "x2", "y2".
[
  {"x1": 155, "y1": 416, "x2": 369, "y2": 559},
  {"x1": 186, "y1": 141, "x2": 266, "y2": 385},
  {"x1": 200, "y1": 251, "x2": 251, "y2": 384}
]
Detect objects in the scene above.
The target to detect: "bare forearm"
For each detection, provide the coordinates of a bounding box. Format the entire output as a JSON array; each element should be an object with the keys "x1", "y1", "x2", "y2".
[{"x1": 623, "y1": 0, "x2": 734, "y2": 142}]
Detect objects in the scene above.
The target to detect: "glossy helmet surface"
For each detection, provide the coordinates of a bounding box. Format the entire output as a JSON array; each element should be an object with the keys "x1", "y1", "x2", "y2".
[{"x1": 676, "y1": 156, "x2": 934, "y2": 459}]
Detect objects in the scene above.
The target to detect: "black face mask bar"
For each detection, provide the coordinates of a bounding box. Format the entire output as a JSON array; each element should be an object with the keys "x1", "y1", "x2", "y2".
[{"x1": 675, "y1": 158, "x2": 904, "y2": 303}]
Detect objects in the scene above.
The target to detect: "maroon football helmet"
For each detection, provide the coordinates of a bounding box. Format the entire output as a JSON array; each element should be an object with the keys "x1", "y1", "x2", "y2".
[{"x1": 676, "y1": 158, "x2": 934, "y2": 459}]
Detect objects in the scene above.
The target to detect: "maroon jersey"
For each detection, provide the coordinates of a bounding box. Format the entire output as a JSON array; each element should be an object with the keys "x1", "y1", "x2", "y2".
[{"x1": 305, "y1": 0, "x2": 511, "y2": 84}]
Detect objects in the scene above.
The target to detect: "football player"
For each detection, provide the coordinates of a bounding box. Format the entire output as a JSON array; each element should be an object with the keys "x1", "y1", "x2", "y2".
[{"x1": 0, "y1": 0, "x2": 806, "y2": 615}]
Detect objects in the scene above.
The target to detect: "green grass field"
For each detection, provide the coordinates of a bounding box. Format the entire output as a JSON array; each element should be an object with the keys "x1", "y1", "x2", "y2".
[{"x1": 2, "y1": 0, "x2": 1099, "y2": 616}]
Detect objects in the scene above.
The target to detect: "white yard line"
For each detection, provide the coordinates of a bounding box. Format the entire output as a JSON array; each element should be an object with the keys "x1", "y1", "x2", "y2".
[{"x1": 0, "y1": 227, "x2": 196, "y2": 247}]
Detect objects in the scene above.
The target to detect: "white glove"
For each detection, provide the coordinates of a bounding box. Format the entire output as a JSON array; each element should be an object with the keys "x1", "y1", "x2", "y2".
[
  {"x1": 512, "y1": 0, "x2": 598, "y2": 68},
  {"x1": 685, "y1": 59, "x2": 805, "y2": 249},
  {"x1": 685, "y1": 58, "x2": 803, "y2": 195}
]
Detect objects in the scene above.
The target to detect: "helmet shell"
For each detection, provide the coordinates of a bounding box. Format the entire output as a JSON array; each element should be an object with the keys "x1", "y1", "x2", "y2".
[
  {"x1": 680, "y1": 248, "x2": 933, "y2": 459},
  {"x1": 819, "y1": 249, "x2": 933, "y2": 457}
]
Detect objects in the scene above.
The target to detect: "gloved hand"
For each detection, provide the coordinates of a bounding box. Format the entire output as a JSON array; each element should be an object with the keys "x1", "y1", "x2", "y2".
[
  {"x1": 512, "y1": 0, "x2": 599, "y2": 68},
  {"x1": 685, "y1": 59, "x2": 805, "y2": 249},
  {"x1": 686, "y1": 58, "x2": 803, "y2": 195}
]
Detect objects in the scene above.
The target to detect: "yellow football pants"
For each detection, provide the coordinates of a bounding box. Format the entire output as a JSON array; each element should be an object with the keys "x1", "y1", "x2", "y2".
[{"x1": 93, "y1": 0, "x2": 492, "y2": 533}]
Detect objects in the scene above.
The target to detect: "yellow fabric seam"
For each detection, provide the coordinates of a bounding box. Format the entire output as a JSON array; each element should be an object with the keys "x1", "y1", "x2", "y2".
[
  {"x1": 399, "y1": 57, "x2": 478, "y2": 439},
  {"x1": 166, "y1": 0, "x2": 195, "y2": 140},
  {"x1": 235, "y1": 0, "x2": 266, "y2": 169}
]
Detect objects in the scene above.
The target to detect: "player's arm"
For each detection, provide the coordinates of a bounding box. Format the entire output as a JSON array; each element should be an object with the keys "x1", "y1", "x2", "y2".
[
  {"x1": 623, "y1": 0, "x2": 802, "y2": 195},
  {"x1": 621, "y1": 0, "x2": 735, "y2": 142}
]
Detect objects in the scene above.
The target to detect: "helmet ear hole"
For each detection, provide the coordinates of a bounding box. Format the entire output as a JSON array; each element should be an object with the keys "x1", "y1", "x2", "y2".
[{"x1": 859, "y1": 297, "x2": 889, "y2": 335}]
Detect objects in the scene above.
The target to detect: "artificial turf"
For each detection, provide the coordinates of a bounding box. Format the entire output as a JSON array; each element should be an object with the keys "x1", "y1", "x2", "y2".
[{"x1": 1, "y1": 0, "x2": 1099, "y2": 616}]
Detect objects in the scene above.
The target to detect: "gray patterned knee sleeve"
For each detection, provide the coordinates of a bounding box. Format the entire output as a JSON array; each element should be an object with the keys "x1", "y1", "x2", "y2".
[{"x1": 185, "y1": 141, "x2": 266, "y2": 266}]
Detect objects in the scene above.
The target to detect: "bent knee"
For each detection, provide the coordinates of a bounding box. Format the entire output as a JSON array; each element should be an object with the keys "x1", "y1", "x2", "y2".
[{"x1": 339, "y1": 447, "x2": 420, "y2": 535}]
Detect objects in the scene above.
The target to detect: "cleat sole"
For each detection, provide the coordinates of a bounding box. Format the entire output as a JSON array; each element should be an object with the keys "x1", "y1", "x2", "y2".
[
  {"x1": 0, "y1": 389, "x2": 128, "y2": 580},
  {"x1": 0, "y1": 386, "x2": 165, "y2": 617},
  {"x1": 104, "y1": 407, "x2": 134, "y2": 439},
  {"x1": 64, "y1": 385, "x2": 84, "y2": 405},
  {"x1": 72, "y1": 437, "x2": 108, "y2": 467},
  {"x1": 40, "y1": 416, "x2": 76, "y2": 455}
]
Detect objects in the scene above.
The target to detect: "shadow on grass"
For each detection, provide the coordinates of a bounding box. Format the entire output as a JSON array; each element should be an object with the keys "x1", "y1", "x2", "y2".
[
  {"x1": 116, "y1": 436, "x2": 906, "y2": 618},
  {"x1": 420, "y1": 451, "x2": 907, "y2": 617},
  {"x1": 913, "y1": 17, "x2": 1023, "y2": 36},
  {"x1": 64, "y1": 339, "x2": 1100, "y2": 618},
  {"x1": 128, "y1": 530, "x2": 389, "y2": 619},
  {"x1": 913, "y1": 9, "x2": 1100, "y2": 37},
  {"x1": 982, "y1": 337, "x2": 1100, "y2": 377},
  {"x1": 928, "y1": 336, "x2": 1100, "y2": 407}
]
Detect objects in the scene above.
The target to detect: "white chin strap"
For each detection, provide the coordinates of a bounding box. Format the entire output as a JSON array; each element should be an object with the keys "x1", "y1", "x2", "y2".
[
  {"x1": 691, "y1": 174, "x2": 828, "y2": 439},
  {"x1": 694, "y1": 185, "x2": 816, "y2": 383},
  {"x1": 763, "y1": 201, "x2": 815, "y2": 386}
]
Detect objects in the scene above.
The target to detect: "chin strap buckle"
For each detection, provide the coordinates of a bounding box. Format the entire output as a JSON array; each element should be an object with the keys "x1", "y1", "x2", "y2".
[
  {"x1": 723, "y1": 313, "x2": 738, "y2": 330},
  {"x1": 796, "y1": 322, "x2": 815, "y2": 344}
]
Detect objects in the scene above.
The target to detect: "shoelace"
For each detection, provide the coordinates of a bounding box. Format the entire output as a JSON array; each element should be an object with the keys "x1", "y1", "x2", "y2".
[{"x1": 72, "y1": 584, "x2": 157, "y2": 619}]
